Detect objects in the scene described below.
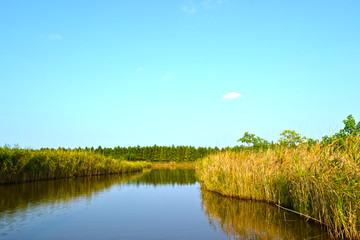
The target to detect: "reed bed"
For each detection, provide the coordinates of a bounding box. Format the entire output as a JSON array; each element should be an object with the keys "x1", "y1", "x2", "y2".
[
  {"x1": 198, "y1": 136, "x2": 360, "y2": 239},
  {"x1": 0, "y1": 147, "x2": 150, "y2": 184}
]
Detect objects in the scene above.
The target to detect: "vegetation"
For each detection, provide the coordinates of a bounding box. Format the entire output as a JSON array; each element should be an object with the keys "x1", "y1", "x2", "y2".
[
  {"x1": 76, "y1": 145, "x2": 221, "y2": 162},
  {"x1": 279, "y1": 129, "x2": 306, "y2": 147},
  {"x1": 0, "y1": 147, "x2": 150, "y2": 184},
  {"x1": 2, "y1": 114, "x2": 359, "y2": 238},
  {"x1": 0, "y1": 144, "x2": 219, "y2": 184},
  {"x1": 235, "y1": 114, "x2": 359, "y2": 151},
  {"x1": 237, "y1": 132, "x2": 269, "y2": 148},
  {"x1": 199, "y1": 115, "x2": 360, "y2": 239},
  {"x1": 151, "y1": 161, "x2": 198, "y2": 169},
  {"x1": 322, "y1": 115, "x2": 360, "y2": 147},
  {"x1": 236, "y1": 129, "x2": 314, "y2": 150}
]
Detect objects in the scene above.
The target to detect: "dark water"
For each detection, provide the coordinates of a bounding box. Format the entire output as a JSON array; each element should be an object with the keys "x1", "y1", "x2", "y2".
[{"x1": 0, "y1": 169, "x2": 330, "y2": 240}]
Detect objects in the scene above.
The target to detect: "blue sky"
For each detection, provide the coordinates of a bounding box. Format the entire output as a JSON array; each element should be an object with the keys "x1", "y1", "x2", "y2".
[{"x1": 1, "y1": 0, "x2": 359, "y2": 149}]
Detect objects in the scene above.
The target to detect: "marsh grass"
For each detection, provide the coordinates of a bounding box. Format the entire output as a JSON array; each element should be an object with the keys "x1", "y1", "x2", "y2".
[
  {"x1": 199, "y1": 136, "x2": 360, "y2": 239},
  {"x1": 0, "y1": 147, "x2": 150, "y2": 184}
]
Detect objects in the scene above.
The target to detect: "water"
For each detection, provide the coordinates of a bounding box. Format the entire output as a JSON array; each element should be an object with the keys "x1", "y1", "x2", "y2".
[{"x1": 0, "y1": 169, "x2": 330, "y2": 239}]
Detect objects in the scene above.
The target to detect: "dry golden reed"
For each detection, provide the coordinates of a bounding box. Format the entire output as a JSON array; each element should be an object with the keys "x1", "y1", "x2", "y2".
[{"x1": 199, "y1": 136, "x2": 360, "y2": 239}]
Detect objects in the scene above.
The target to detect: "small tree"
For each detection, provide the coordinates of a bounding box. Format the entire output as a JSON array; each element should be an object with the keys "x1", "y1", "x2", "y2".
[
  {"x1": 306, "y1": 138, "x2": 319, "y2": 147},
  {"x1": 322, "y1": 115, "x2": 360, "y2": 147},
  {"x1": 342, "y1": 115, "x2": 360, "y2": 136},
  {"x1": 237, "y1": 132, "x2": 268, "y2": 148},
  {"x1": 279, "y1": 130, "x2": 305, "y2": 147}
]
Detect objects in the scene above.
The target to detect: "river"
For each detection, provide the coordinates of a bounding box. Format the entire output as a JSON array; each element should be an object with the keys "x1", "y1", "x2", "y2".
[{"x1": 0, "y1": 168, "x2": 329, "y2": 239}]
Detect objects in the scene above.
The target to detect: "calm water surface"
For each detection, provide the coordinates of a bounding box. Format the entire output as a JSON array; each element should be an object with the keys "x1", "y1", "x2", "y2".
[{"x1": 0, "y1": 169, "x2": 329, "y2": 239}]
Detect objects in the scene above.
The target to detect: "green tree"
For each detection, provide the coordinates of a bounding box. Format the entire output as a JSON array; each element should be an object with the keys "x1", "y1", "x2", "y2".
[
  {"x1": 306, "y1": 138, "x2": 319, "y2": 146},
  {"x1": 322, "y1": 115, "x2": 360, "y2": 146},
  {"x1": 341, "y1": 115, "x2": 360, "y2": 136},
  {"x1": 237, "y1": 132, "x2": 268, "y2": 148},
  {"x1": 279, "y1": 130, "x2": 305, "y2": 147}
]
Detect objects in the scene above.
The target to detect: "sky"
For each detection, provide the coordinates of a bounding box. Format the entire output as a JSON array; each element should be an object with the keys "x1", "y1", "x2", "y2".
[{"x1": 0, "y1": 0, "x2": 359, "y2": 149}]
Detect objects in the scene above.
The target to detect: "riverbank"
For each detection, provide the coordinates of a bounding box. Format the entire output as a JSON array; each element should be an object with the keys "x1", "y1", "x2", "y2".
[
  {"x1": 198, "y1": 136, "x2": 360, "y2": 239},
  {"x1": 150, "y1": 161, "x2": 198, "y2": 169},
  {"x1": 0, "y1": 147, "x2": 150, "y2": 184}
]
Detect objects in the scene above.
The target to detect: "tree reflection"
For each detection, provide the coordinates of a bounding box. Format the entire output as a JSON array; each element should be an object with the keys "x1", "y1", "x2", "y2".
[{"x1": 130, "y1": 168, "x2": 197, "y2": 186}]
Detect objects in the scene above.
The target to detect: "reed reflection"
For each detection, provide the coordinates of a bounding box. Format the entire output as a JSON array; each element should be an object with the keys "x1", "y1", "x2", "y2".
[
  {"x1": 0, "y1": 173, "x2": 144, "y2": 217},
  {"x1": 0, "y1": 169, "x2": 195, "y2": 219},
  {"x1": 201, "y1": 188, "x2": 330, "y2": 240}
]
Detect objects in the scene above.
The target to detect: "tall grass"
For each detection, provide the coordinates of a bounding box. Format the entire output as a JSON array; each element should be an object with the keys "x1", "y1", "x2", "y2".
[
  {"x1": 0, "y1": 147, "x2": 150, "y2": 184},
  {"x1": 198, "y1": 136, "x2": 360, "y2": 239}
]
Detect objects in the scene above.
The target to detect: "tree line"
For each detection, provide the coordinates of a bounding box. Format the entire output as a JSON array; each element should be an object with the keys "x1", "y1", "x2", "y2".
[
  {"x1": 40, "y1": 145, "x2": 225, "y2": 162},
  {"x1": 94, "y1": 145, "x2": 225, "y2": 162},
  {"x1": 234, "y1": 114, "x2": 360, "y2": 150},
  {"x1": 23, "y1": 114, "x2": 360, "y2": 160}
]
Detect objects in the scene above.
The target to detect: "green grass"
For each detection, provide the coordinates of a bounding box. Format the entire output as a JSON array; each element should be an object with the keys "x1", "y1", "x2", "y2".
[
  {"x1": 198, "y1": 136, "x2": 360, "y2": 239},
  {"x1": 0, "y1": 147, "x2": 150, "y2": 184}
]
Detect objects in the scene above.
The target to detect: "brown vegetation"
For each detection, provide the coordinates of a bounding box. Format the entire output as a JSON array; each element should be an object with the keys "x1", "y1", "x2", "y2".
[{"x1": 198, "y1": 136, "x2": 360, "y2": 239}]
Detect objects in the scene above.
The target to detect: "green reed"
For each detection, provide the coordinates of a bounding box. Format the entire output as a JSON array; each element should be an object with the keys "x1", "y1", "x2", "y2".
[
  {"x1": 198, "y1": 136, "x2": 360, "y2": 239},
  {"x1": 0, "y1": 147, "x2": 150, "y2": 184}
]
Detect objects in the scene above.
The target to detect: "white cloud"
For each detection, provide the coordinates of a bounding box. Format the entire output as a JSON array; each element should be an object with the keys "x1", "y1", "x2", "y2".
[
  {"x1": 162, "y1": 76, "x2": 169, "y2": 81},
  {"x1": 181, "y1": 5, "x2": 197, "y2": 14},
  {"x1": 48, "y1": 33, "x2": 63, "y2": 40},
  {"x1": 223, "y1": 92, "x2": 243, "y2": 99},
  {"x1": 137, "y1": 67, "x2": 144, "y2": 72}
]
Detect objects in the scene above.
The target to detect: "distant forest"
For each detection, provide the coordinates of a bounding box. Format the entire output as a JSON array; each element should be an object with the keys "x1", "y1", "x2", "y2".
[{"x1": 41, "y1": 145, "x2": 225, "y2": 162}]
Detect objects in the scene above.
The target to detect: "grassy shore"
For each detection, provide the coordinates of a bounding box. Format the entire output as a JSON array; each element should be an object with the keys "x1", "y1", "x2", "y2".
[
  {"x1": 198, "y1": 136, "x2": 360, "y2": 239},
  {"x1": 0, "y1": 147, "x2": 150, "y2": 184}
]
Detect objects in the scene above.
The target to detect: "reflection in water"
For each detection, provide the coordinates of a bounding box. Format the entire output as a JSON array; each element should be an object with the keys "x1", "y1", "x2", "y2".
[
  {"x1": 0, "y1": 172, "x2": 144, "y2": 236},
  {"x1": 0, "y1": 169, "x2": 330, "y2": 239},
  {"x1": 201, "y1": 188, "x2": 330, "y2": 240},
  {"x1": 0, "y1": 169, "x2": 195, "y2": 217},
  {"x1": 131, "y1": 168, "x2": 197, "y2": 186},
  {"x1": 0, "y1": 172, "x2": 144, "y2": 214},
  {"x1": 0, "y1": 169, "x2": 197, "y2": 236}
]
